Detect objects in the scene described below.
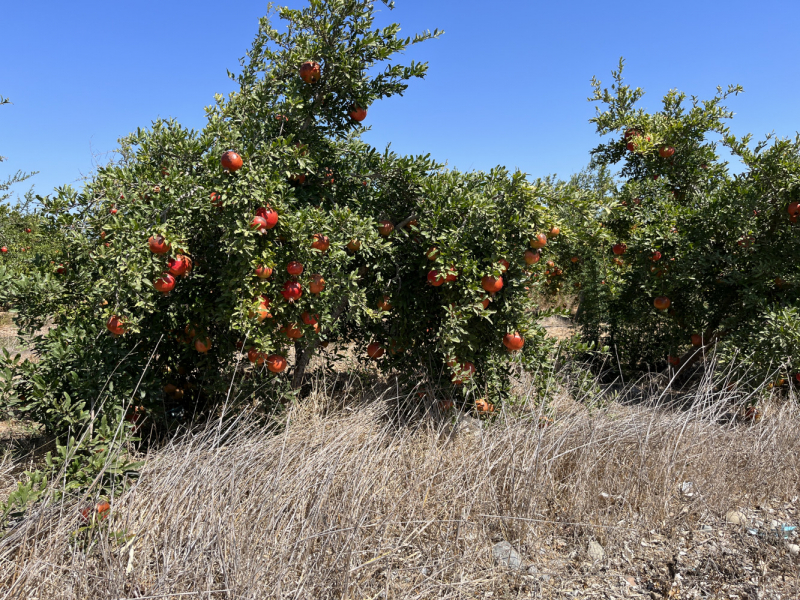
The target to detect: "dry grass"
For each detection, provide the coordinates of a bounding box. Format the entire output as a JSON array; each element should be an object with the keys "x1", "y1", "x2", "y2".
[{"x1": 1, "y1": 368, "x2": 799, "y2": 599}]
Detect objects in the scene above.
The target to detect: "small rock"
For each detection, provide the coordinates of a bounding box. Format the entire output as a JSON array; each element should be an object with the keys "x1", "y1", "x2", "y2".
[
  {"x1": 701, "y1": 524, "x2": 713, "y2": 532},
  {"x1": 769, "y1": 520, "x2": 779, "y2": 530},
  {"x1": 526, "y1": 564, "x2": 538, "y2": 575},
  {"x1": 788, "y1": 544, "x2": 800, "y2": 555},
  {"x1": 492, "y1": 541, "x2": 524, "y2": 571},
  {"x1": 587, "y1": 540, "x2": 605, "y2": 562},
  {"x1": 625, "y1": 576, "x2": 637, "y2": 587},
  {"x1": 421, "y1": 567, "x2": 430, "y2": 576},
  {"x1": 725, "y1": 510, "x2": 747, "y2": 526}
]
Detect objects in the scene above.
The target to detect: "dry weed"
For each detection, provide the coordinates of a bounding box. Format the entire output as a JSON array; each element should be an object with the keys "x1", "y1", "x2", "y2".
[{"x1": 1, "y1": 373, "x2": 799, "y2": 598}]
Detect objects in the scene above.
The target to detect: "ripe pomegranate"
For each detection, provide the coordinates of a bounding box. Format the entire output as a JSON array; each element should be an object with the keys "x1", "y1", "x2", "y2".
[
  {"x1": 427, "y1": 270, "x2": 445, "y2": 287},
  {"x1": 106, "y1": 315, "x2": 126, "y2": 335},
  {"x1": 452, "y1": 361, "x2": 476, "y2": 385},
  {"x1": 481, "y1": 297, "x2": 491, "y2": 309},
  {"x1": 691, "y1": 334, "x2": 702, "y2": 346},
  {"x1": 220, "y1": 151, "x2": 243, "y2": 172},
  {"x1": 570, "y1": 256, "x2": 579, "y2": 263},
  {"x1": 654, "y1": 296, "x2": 671, "y2": 310},
  {"x1": 1, "y1": 246, "x2": 8, "y2": 253},
  {"x1": 110, "y1": 207, "x2": 118, "y2": 215},
  {"x1": 287, "y1": 261, "x2": 304, "y2": 276},
  {"x1": 25, "y1": 228, "x2": 31, "y2": 233},
  {"x1": 194, "y1": 337, "x2": 212, "y2": 353},
  {"x1": 549, "y1": 226, "x2": 560, "y2": 237},
  {"x1": 168, "y1": 255, "x2": 191, "y2": 277},
  {"x1": 54, "y1": 264, "x2": 65, "y2": 274},
  {"x1": 347, "y1": 239, "x2": 361, "y2": 252},
  {"x1": 148, "y1": 235, "x2": 170, "y2": 254},
  {"x1": 612, "y1": 243, "x2": 627, "y2": 256},
  {"x1": 624, "y1": 129, "x2": 650, "y2": 152},
  {"x1": 299, "y1": 60, "x2": 321, "y2": 83},
  {"x1": 481, "y1": 275, "x2": 503, "y2": 294},
  {"x1": 310, "y1": 274, "x2": 326, "y2": 294},
  {"x1": 255, "y1": 299, "x2": 272, "y2": 322},
  {"x1": 378, "y1": 220, "x2": 394, "y2": 236},
  {"x1": 529, "y1": 233, "x2": 548, "y2": 249},
  {"x1": 546, "y1": 260, "x2": 555, "y2": 268},
  {"x1": 248, "y1": 348, "x2": 265, "y2": 365},
  {"x1": 524, "y1": 250, "x2": 540, "y2": 265},
  {"x1": 788, "y1": 202, "x2": 800, "y2": 216},
  {"x1": 255, "y1": 264, "x2": 273, "y2": 279},
  {"x1": 650, "y1": 251, "x2": 662, "y2": 261},
  {"x1": 367, "y1": 342, "x2": 384, "y2": 359},
  {"x1": 267, "y1": 354, "x2": 288, "y2": 373},
  {"x1": 301, "y1": 312, "x2": 319, "y2": 326},
  {"x1": 667, "y1": 355, "x2": 681, "y2": 367},
  {"x1": 426, "y1": 247, "x2": 440, "y2": 261},
  {"x1": 658, "y1": 146, "x2": 675, "y2": 158},
  {"x1": 154, "y1": 273, "x2": 176, "y2": 294},
  {"x1": 445, "y1": 267, "x2": 458, "y2": 282},
  {"x1": 377, "y1": 296, "x2": 392, "y2": 311},
  {"x1": 503, "y1": 332, "x2": 524, "y2": 352},
  {"x1": 349, "y1": 106, "x2": 367, "y2": 122},
  {"x1": 475, "y1": 398, "x2": 494, "y2": 413},
  {"x1": 210, "y1": 191, "x2": 222, "y2": 207},
  {"x1": 281, "y1": 281, "x2": 303, "y2": 302},
  {"x1": 254, "y1": 207, "x2": 279, "y2": 229},
  {"x1": 498, "y1": 258, "x2": 510, "y2": 273},
  {"x1": 311, "y1": 234, "x2": 330, "y2": 252},
  {"x1": 283, "y1": 323, "x2": 304, "y2": 339},
  {"x1": 250, "y1": 215, "x2": 268, "y2": 232},
  {"x1": 289, "y1": 174, "x2": 306, "y2": 186}
]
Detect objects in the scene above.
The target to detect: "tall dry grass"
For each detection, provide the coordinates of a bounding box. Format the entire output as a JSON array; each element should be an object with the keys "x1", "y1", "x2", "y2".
[{"x1": 1, "y1": 369, "x2": 799, "y2": 599}]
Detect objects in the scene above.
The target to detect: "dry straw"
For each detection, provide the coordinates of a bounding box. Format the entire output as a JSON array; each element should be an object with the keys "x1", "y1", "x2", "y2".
[{"x1": 1, "y1": 366, "x2": 798, "y2": 598}]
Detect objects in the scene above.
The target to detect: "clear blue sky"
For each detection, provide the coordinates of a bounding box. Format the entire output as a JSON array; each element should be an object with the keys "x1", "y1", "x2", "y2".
[{"x1": 2, "y1": 1, "x2": 799, "y2": 200}]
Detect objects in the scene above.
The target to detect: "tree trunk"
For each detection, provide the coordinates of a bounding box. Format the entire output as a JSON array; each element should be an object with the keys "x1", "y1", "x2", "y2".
[{"x1": 290, "y1": 295, "x2": 350, "y2": 391}]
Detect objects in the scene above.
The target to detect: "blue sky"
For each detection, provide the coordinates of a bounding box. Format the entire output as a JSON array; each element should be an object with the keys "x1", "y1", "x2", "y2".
[{"x1": 2, "y1": 1, "x2": 799, "y2": 200}]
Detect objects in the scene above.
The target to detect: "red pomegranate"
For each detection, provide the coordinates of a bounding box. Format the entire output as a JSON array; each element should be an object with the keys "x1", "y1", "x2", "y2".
[
  {"x1": 378, "y1": 220, "x2": 394, "y2": 237},
  {"x1": 349, "y1": 106, "x2": 367, "y2": 122},
  {"x1": 248, "y1": 348, "x2": 265, "y2": 365},
  {"x1": 106, "y1": 315, "x2": 126, "y2": 335},
  {"x1": 154, "y1": 273, "x2": 176, "y2": 294},
  {"x1": 310, "y1": 274, "x2": 326, "y2": 294},
  {"x1": 287, "y1": 261, "x2": 304, "y2": 276},
  {"x1": 427, "y1": 270, "x2": 445, "y2": 287},
  {"x1": 452, "y1": 361, "x2": 476, "y2": 385},
  {"x1": 283, "y1": 323, "x2": 304, "y2": 339},
  {"x1": 299, "y1": 60, "x2": 321, "y2": 84},
  {"x1": 255, "y1": 265, "x2": 273, "y2": 279},
  {"x1": 529, "y1": 233, "x2": 548, "y2": 249},
  {"x1": 250, "y1": 215, "x2": 268, "y2": 232},
  {"x1": 267, "y1": 354, "x2": 288, "y2": 373},
  {"x1": 503, "y1": 332, "x2": 525, "y2": 352},
  {"x1": 220, "y1": 151, "x2": 243, "y2": 172},
  {"x1": 654, "y1": 296, "x2": 671, "y2": 311},
  {"x1": 367, "y1": 342, "x2": 384, "y2": 359},
  {"x1": 524, "y1": 250, "x2": 540, "y2": 265},
  {"x1": 481, "y1": 275, "x2": 503, "y2": 294},
  {"x1": 148, "y1": 235, "x2": 170, "y2": 254},
  {"x1": 168, "y1": 255, "x2": 191, "y2": 277},
  {"x1": 311, "y1": 234, "x2": 330, "y2": 252},
  {"x1": 281, "y1": 281, "x2": 303, "y2": 302}
]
